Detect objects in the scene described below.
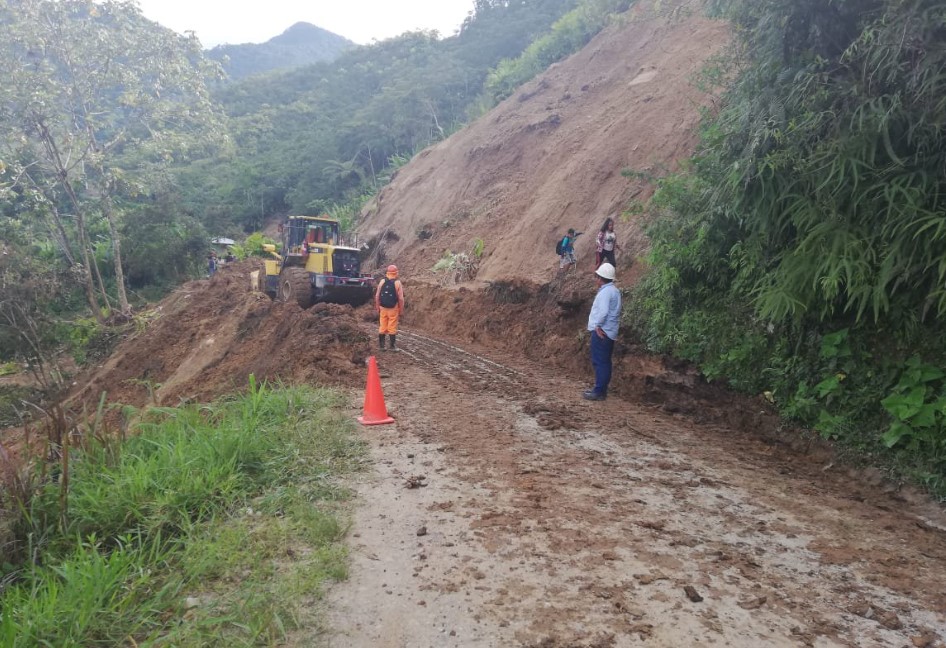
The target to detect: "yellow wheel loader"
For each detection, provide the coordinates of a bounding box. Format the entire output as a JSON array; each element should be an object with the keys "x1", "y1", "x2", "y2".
[{"x1": 257, "y1": 215, "x2": 374, "y2": 308}]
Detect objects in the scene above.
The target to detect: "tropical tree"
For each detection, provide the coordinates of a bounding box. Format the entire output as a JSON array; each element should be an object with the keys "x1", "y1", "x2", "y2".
[
  {"x1": 0, "y1": 213, "x2": 69, "y2": 387},
  {"x1": 639, "y1": 0, "x2": 946, "y2": 347},
  {"x1": 0, "y1": 0, "x2": 225, "y2": 318},
  {"x1": 631, "y1": 0, "x2": 946, "y2": 478},
  {"x1": 322, "y1": 155, "x2": 367, "y2": 189}
]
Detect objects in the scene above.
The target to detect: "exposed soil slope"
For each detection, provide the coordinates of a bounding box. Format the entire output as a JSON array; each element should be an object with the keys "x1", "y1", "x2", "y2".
[
  {"x1": 399, "y1": 277, "x2": 779, "y2": 437},
  {"x1": 357, "y1": 1, "x2": 728, "y2": 284}
]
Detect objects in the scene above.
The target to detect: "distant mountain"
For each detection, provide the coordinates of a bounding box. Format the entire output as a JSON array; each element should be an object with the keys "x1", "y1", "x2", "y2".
[{"x1": 207, "y1": 22, "x2": 354, "y2": 81}]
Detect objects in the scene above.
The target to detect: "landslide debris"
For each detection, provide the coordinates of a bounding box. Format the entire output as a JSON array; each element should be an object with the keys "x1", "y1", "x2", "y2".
[{"x1": 68, "y1": 261, "x2": 371, "y2": 411}]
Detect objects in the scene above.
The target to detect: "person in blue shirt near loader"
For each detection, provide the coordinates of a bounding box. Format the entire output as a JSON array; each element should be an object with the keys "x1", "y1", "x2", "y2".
[{"x1": 583, "y1": 262, "x2": 621, "y2": 401}]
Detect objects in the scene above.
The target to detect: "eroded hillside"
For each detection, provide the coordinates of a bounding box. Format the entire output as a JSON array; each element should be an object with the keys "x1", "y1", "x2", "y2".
[{"x1": 358, "y1": 2, "x2": 729, "y2": 285}]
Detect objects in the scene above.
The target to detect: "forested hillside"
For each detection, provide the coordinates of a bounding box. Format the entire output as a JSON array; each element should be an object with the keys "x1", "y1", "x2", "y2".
[
  {"x1": 185, "y1": 0, "x2": 589, "y2": 233},
  {"x1": 0, "y1": 0, "x2": 225, "y2": 359},
  {"x1": 631, "y1": 0, "x2": 946, "y2": 493},
  {"x1": 206, "y1": 22, "x2": 353, "y2": 81},
  {"x1": 0, "y1": 0, "x2": 600, "y2": 381}
]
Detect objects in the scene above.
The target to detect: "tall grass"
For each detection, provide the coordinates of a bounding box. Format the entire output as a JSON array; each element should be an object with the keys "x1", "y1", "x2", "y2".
[
  {"x1": 3, "y1": 538, "x2": 182, "y2": 647},
  {"x1": 1, "y1": 380, "x2": 365, "y2": 646}
]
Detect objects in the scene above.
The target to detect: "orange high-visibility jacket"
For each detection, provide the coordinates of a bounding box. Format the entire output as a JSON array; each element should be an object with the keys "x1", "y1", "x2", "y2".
[{"x1": 375, "y1": 272, "x2": 405, "y2": 312}]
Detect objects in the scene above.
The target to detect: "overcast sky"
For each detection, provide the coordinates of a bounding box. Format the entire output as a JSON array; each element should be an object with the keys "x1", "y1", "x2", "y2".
[{"x1": 134, "y1": 0, "x2": 476, "y2": 47}]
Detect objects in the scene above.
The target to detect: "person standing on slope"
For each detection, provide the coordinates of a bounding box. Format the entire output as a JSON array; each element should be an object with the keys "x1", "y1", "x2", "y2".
[
  {"x1": 595, "y1": 217, "x2": 622, "y2": 269},
  {"x1": 375, "y1": 264, "x2": 405, "y2": 351},
  {"x1": 558, "y1": 228, "x2": 582, "y2": 273},
  {"x1": 583, "y1": 262, "x2": 621, "y2": 401}
]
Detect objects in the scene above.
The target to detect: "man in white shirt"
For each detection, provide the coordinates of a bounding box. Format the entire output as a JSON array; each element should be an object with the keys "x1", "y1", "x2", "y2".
[{"x1": 584, "y1": 263, "x2": 621, "y2": 401}]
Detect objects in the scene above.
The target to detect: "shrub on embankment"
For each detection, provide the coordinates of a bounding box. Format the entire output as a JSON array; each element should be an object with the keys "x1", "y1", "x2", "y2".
[
  {"x1": 629, "y1": 0, "x2": 946, "y2": 496},
  {"x1": 0, "y1": 380, "x2": 364, "y2": 645}
]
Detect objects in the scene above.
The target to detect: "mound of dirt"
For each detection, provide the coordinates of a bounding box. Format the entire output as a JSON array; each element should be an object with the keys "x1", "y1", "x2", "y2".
[
  {"x1": 357, "y1": 0, "x2": 729, "y2": 286},
  {"x1": 68, "y1": 260, "x2": 370, "y2": 411},
  {"x1": 401, "y1": 275, "x2": 787, "y2": 440}
]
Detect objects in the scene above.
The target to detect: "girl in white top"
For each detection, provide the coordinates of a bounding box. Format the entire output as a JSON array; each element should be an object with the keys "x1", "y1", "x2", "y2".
[{"x1": 595, "y1": 217, "x2": 622, "y2": 268}]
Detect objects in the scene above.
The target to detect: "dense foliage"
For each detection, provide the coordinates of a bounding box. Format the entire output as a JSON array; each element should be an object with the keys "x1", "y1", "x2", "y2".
[
  {"x1": 0, "y1": 0, "x2": 225, "y2": 324},
  {"x1": 632, "y1": 0, "x2": 946, "y2": 493}
]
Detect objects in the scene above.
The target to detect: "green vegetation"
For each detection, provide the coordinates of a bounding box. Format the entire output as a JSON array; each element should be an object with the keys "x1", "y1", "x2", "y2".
[
  {"x1": 0, "y1": 0, "x2": 226, "y2": 319},
  {"x1": 193, "y1": 0, "x2": 583, "y2": 232},
  {"x1": 432, "y1": 238, "x2": 486, "y2": 286},
  {"x1": 229, "y1": 232, "x2": 280, "y2": 260},
  {"x1": 485, "y1": 0, "x2": 635, "y2": 102},
  {"x1": 630, "y1": 0, "x2": 946, "y2": 495},
  {"x1": 1, "y1": 381, "x2": 365, "y2": 645}
]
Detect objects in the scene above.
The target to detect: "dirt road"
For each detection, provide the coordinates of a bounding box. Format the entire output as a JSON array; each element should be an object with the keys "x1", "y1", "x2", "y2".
[{"x1": 326, "y1": 326, "x2": 946, "y2": 647}]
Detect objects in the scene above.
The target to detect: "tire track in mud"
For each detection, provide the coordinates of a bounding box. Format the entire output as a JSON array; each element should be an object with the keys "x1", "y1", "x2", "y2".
[
  {"x1": 396, "y1": 330, "x2": 530, "y2": 400},
  {"x1": 327, "y1": 325, "x2": 946, "y2": 648}
]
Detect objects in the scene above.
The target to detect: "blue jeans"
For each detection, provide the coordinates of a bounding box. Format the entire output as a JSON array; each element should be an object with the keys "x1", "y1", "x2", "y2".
[{"x1": 590, "y1": 331, "x2": 614, "y2": 395}]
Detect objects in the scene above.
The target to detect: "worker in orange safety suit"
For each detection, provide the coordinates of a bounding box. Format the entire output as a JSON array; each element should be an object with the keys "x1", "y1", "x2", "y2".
[{"x1": 375, "y1": 264, "x2": 405, "y2": 351}]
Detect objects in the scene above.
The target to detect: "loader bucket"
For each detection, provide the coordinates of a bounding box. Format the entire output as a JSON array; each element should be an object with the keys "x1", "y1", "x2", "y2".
[{"x1": 320, "y1": 284, "x2": 374, "y2": 307}]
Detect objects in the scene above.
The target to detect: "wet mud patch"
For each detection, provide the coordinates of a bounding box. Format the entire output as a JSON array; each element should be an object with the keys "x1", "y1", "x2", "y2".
[
  {"x1": 329, "y1": 326, "x2": 946, "y2": 646},
  {"x1": 522, "y1": 400, "x2": 574, "y2": 431}
]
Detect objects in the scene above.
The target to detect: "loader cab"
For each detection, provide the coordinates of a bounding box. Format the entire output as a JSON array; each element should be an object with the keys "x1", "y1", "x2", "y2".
[
  {"x1": 283, "y1": 216, "x2": 340, "y2": 256},
  {"x1": 261, "y1": 215, "x2": 373, "y2": 307}
]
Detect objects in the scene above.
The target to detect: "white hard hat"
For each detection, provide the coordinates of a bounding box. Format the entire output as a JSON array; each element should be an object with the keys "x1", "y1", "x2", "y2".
[{"x1": 595, "y1": 263, "x2": 616, "y2": 281}]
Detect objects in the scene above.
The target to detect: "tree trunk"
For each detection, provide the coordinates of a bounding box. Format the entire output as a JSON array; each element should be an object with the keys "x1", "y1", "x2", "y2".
[
  {"x1": 425, "y1": 98, "x2": 445, "y2": 140},
  {"x1": 41, "y1": 200, "x2": 77, "y2": 266},
  {"x1": 100, "y1": 193, "x2": 130, "y2": 314},
  {"x1": 89, "y1": 244, "x2": 113, "y2": 313},
  {"x1": 74, "y1": 211, "x2": 106, "y2": 324},
  {"x1": 35, "y1": 119, "x2": 105, "y2": 323}
]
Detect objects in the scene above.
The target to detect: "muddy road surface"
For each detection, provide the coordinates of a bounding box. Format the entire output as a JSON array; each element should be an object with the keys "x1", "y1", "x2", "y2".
[{"x1": 326, "y1": 326, "x2": 946, "y2": 648}]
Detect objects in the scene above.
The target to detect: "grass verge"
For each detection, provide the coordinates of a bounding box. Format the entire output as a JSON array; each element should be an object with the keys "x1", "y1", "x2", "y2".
[{"x1": 1, "y1": 378, "x2": 365, "y2": 646}]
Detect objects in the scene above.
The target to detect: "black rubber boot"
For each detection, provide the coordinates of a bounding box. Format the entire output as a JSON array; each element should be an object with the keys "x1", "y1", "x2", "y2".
[
  {"x1": 379, "y1": 334, "x2": 386, "y2": 351},
  {"x1": 389, "y1": 334, "x2": 397, "y2": 351}
]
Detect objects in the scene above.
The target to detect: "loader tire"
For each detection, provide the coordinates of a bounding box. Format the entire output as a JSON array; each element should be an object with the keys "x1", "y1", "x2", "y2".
[{"x1": 278, "y1": 267, "x2": 313, "y2": 308}]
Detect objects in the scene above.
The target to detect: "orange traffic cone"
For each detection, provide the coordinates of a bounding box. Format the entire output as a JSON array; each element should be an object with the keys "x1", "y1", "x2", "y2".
[{"x1": 357, "y1": 356, "x2": 395, "y2": 426}]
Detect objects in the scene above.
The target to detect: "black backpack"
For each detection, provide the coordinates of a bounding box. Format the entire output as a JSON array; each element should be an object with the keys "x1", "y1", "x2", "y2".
[
  {"x1": 378, "y1": 278, "x2": 398, "y2": 308},
  {"x1": 555, "y1": 236, "x2": 568, "y2": 256}
]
